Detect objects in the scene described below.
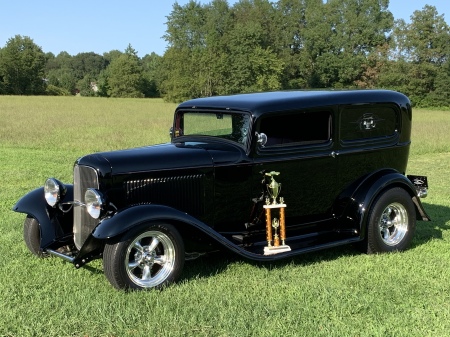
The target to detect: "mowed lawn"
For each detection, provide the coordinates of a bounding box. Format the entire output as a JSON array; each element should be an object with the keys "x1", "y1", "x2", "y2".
[{"x1": 1, "y1": 96, "x2": 449, "y2": 337}]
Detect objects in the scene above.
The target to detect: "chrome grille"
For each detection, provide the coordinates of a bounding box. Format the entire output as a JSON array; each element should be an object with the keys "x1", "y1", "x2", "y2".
[
  {"x1": 73, "y1": 164, "x2": 99, "y2": 249},
  {"x1": 125, "y1": 174, "x2": 205, "y2": 216}
]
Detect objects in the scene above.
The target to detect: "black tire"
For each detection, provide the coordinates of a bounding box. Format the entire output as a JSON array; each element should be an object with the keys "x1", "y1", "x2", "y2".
[
  {"x1": 23, "y1": 216, "x2": 48, "y2": 257},
  {"x1": 366, "y1": 187, "x2": 416, "y2": 254},
  {"x1": 103, "y1": 222, "x2": 185, "y2": 290}
]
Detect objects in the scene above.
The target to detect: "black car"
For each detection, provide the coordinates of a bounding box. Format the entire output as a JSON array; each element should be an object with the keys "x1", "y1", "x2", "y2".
[{"x1": 13, "y1": 90, "x2": 429, "y2": 290}]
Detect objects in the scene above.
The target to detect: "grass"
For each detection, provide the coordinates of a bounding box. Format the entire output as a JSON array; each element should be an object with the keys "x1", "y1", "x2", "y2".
[{"x1": 1, "y1": 96, "x2": 450, "y2": 336}]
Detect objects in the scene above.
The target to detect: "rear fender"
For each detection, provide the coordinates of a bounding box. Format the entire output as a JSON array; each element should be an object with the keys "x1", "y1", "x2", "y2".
[
  {"x1": 12, "y1": 185, "x2": 74, "y2": 248},
  {"x1": 341, "y1": 169, "x2": 430, "y2": 240}
]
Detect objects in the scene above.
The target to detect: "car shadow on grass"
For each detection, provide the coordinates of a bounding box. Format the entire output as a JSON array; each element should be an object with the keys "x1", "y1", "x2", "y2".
[{"x1": 410, "y1": 202, "x2": 450, "y2": 248}]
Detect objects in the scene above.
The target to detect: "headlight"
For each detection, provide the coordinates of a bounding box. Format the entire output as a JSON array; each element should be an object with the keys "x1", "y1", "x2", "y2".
[
  {"x1": 85, "y1": 188, "x2": 105, "y2": 219},
  {"x1": 44, "y1": 178, "x2": 66, "y2": 207}
]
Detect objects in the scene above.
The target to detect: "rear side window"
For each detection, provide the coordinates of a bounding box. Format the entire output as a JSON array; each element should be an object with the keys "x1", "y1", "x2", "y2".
[
  {"x1": 340, "y1": 105, "x2": 399, "y2": 143},
  {"x1": 259, "y1": 110, "x2": 331, "y2": 147}
]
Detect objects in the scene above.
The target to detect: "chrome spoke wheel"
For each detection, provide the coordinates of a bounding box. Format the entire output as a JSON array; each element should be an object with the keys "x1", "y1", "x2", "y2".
[
  {"x1": 378, "y1": 202, "x2": 408, "y2": 246},
  {"x1": 125, "y1": 230, "x2": 176, "y2": 288}
]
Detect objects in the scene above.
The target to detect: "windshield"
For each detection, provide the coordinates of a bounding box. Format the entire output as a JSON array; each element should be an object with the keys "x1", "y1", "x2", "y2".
[{"x1": 173, "y1": 111, "x2": 251, "y2": 147}]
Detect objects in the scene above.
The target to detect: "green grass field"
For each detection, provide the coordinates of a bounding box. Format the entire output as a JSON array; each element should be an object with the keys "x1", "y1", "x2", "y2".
[{"x1": 1, "y1": 96, "x2": 449, "y2": 337}]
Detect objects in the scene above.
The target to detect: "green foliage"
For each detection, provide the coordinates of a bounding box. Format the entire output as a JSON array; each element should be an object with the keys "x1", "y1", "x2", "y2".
[
  {"x1": 0, "y1": 35, "x2": 46, "y2": 94},
  {"x1": 46, "y1": 67, "x2": 77, "y2": 94},
  {"x1": 77, "y1": 75, "x2": 97, "y2": 97},
  {"x1": 45, "y1": 84, "x2": 71, "y2": 96},
  {"x1": 71, "y1": 52, "x2": 108, "y2": 80},
  {"x1": 380, "y1": 5, "x2": 450, "y2": 107},
  {"x1": 141, "y1": 52, "x2": 162, "y2": 97},
  {"x1": 1, "y1": 97, "x2": 450, "y2": 336},
  {"x1": 0, "y1": 1, "x2": 449, "y2": 106}
]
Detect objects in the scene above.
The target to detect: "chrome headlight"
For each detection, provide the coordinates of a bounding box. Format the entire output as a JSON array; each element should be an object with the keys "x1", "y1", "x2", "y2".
[
  {"x1": 85, "y1": 188, "x2": 105, "y2": 219},
  {"x1": 44, "y1": 178, "x2": 66, "y2": 207}
]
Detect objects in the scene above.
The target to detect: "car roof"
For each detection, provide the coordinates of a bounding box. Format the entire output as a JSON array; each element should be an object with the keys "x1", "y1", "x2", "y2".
[{"x1": 176, "y1": 90, "x2": 410, "y2": 118}]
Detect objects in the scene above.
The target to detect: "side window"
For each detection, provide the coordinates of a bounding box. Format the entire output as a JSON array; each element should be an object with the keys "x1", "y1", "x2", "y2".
[
  {"x1": 259, "y1": 110, "x2": 331, "y2": 147},
  {"x1": 340, "y1": 105, "x2": 398, "y2": 144}
]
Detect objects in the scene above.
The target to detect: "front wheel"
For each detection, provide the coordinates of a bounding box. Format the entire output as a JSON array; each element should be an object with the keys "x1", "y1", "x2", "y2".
[
  {"x1": 103, "y1": 222, "x2": 185, "y2": 290},
  {"x1": 366, "y1": 187, "x2": 416, "y2": 254}
]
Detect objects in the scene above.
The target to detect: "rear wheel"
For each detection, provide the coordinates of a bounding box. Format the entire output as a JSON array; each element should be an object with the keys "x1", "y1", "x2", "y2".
[
  {"x1": 23, "y1": 216, "x2": 48, "y2": 257},
  {"x1": 366, "y1": 187, "x2": 416, "y2": 253},
  {"x1": 103, "y1": 222, "x2": 184, "y2": 290}
]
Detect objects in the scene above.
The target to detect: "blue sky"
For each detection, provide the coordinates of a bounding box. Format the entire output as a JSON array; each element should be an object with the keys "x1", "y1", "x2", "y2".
[{"x1": 0, "y1": 0, "x2": 448, "y2": 57}]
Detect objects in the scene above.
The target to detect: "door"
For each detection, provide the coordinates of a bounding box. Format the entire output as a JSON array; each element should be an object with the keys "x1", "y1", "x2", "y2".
[{"x1": 251, "y1": 108, "x2": 339, "y2": 229}]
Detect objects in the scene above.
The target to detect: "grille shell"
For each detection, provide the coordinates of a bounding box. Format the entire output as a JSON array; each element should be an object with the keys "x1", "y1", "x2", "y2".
[{"x1": 73, "y1": 164, "x2": 99, "y2": 249}]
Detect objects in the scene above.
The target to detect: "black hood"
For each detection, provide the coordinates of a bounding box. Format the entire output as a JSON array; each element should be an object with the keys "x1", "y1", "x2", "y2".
[{"x1": 76, "y1": 141, "x2": 247, "y2": 177}]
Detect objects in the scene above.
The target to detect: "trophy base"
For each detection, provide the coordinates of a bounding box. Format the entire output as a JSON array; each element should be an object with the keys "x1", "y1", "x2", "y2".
[{"x1": 264, "y1": 245, "x2": 291, "y2": 255}]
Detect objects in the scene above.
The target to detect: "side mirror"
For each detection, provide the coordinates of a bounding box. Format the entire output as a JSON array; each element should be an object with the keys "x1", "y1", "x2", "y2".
[{"x1": 255, "y1": 132, "x2": 267, "y2": 147}]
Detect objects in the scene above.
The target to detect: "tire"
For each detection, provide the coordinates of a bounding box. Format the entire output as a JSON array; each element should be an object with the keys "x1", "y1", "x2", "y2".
[
  {"x1": 366, "y1": 187, "x2": 416, "y2": 254},
  {"x1": 23, "y1": 216, "x2": 48, "y2": 257},
  {"x1": 103, "y1": 222, "x2": 185, "y2": 290}
]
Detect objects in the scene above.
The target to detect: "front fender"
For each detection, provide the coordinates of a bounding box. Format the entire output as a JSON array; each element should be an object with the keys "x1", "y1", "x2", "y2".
[
  {"x1": 342, "y1": 170, "x2": 430, "y2": 239},
  {"x1": 93, "y1": 204, "x2": 219, "y2": 240},
  {"x1": 12, "y1": 185, "x2": 74, "y2": 248},
  {"x1": 91, "y1": 204, "x2": 291, "y2": 261}
]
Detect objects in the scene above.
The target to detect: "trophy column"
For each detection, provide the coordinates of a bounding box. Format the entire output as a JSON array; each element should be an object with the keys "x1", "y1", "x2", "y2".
[{"x1": 263, "y1": 202, "x2": 291, "y2": 255}]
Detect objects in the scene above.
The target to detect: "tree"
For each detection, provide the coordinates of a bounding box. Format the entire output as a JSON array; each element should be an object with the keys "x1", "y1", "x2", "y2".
[
  {"x1": 382, "y1": 5, "x2": 450, "y2": 106},
  {"x1": 161, "y1": 0, "x2": 283, "y2": 100},
  {"x1": 312, "y1": 0, "x2": 393, "y2": 88},
  {"x1": 226, "y1": 0, "x2": 283, "y2": 93},
  {"x1": 106, "y1": 44, "x2": 144, "y2": 98},
  {"x1": 160, "y1": 1, "x2": 208, "y2": 100},
  {"x1": 0, "y1": 35, "x2": 46, "y2": 94},
  {"x1": 141, "y1": 52, "x2": 162, "y2": 97}
]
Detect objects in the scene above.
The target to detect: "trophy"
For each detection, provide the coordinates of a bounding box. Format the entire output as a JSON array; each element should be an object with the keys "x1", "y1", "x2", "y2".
[{"x1": 263, "y1": 171, "x2": 291, "y2": 255}]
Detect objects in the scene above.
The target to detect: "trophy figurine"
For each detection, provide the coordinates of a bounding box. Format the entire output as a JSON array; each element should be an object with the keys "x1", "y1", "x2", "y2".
[
  {"x1": 263, "y1": 171, "x2": 291, "y2": 255},
  {"x1": 272, "y1": 218, "x2": 280, "y2": 247}
]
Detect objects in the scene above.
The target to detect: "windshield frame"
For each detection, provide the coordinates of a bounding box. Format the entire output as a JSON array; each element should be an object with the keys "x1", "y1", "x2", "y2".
[{"x1": 172, "y1": 109, "x2": 253, "y2": 152}]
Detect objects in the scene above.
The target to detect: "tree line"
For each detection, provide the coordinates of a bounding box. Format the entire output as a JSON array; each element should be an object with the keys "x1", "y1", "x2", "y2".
[{"x1": 0, "y1": 0, "x2": 449, "y2": 107}]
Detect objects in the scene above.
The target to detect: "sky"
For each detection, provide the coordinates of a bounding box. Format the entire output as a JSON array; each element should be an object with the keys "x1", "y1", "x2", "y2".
[{"x1": 0, "y1": 0, "x2": 448, "y2": 57}]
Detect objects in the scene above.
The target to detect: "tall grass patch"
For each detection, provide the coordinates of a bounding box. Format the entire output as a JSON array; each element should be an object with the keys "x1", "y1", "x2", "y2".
[{"x1": 410, "y1": 109, "x2": 450, "y2": 155}]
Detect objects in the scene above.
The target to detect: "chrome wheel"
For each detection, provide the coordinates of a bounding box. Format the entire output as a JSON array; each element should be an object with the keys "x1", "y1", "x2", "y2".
[
  {"x1": 378, "y1": 202, "x2": 408, "y2": 246},
  {"x1": 104, "y1": 222, "x2": 184, "y2": 290},
  {"x1": 125, "y1": 230, "x2": 176, "y2": 288},
  {"x1": 366, "y1": 187, "x2": 416, "y2": 254}
]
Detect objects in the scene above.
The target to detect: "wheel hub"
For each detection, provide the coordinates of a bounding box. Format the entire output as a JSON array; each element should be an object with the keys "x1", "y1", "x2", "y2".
[
  {"x1": 135, "y1": 248, "x2": 157, "y2": 266},
  {"x1": 378, "y1": 203, "x2": 408, "y2": 246}
]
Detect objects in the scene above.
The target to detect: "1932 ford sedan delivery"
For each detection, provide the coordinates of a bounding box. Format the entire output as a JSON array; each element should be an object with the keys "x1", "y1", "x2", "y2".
[{"x1": 13, "y1": 90, "x2": 429, "y2": 290}]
